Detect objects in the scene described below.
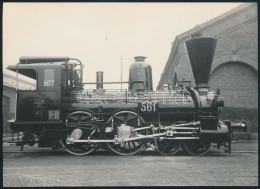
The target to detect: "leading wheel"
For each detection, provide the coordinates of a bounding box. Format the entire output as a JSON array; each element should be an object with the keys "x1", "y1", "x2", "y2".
[
  {"x1": 183, "y1": 140, "x2": 211, "y2": 156},
  {"x1": 105, "y1": 111, "x2": 146, "y2": 156},
  {"x1": 156, "y1": 139, "x2": 181, "y2": 156}
]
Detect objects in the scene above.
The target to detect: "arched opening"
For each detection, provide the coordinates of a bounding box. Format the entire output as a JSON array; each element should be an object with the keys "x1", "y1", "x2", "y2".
[{"x1": 209, "y1": 61, "x2": 258, "y2": 108}]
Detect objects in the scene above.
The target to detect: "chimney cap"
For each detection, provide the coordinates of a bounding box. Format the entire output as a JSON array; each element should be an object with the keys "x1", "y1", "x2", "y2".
[{"x1": 134, "y1": 56, "x2": 147, "y2": 61}]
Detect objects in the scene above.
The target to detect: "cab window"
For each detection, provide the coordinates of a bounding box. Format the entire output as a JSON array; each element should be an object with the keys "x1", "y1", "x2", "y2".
[{"x1": 44, "y1": 69, "x2": 54, "y2": 87}]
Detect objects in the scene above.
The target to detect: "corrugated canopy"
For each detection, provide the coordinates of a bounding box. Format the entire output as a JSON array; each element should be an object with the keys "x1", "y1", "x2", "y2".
[{"x1": 7, "y1": 65, "x2": 37, "y2": 79}]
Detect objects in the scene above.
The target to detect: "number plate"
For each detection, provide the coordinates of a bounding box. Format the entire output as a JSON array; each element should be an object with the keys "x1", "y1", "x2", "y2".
[{"x1": 138, "y1": 102, "x2": 158, "y2": 113}]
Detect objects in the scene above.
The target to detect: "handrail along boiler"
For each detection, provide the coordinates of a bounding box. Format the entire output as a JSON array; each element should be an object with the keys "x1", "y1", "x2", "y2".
[{"x1": 7, "y1": 37, "x2": 247, "y2": 156}]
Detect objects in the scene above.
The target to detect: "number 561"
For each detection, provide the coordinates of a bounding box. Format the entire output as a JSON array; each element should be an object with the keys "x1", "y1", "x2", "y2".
[{"x1": 140, "y1": 102, "x2": 156, "y2": 112}]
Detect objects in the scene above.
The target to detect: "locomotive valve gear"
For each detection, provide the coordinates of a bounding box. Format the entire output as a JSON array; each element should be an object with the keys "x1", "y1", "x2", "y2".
[
  {"x1": 166, "y1": 130, "x2": 174, "y2": 137},
  {"x1": 133, "y1": 124, "x2": 154, "y2": 131}
]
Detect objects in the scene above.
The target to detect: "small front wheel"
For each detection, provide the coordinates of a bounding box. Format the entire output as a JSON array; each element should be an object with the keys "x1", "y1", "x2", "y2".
[
  {"x1": 156, "y1": 139, "x2": 181, "y2": 156},
  {"x1": 183, "y1": 140, "x2": 211, "y2": 156}
]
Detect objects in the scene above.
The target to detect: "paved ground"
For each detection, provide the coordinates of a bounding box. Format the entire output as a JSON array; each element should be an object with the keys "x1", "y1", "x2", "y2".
[{"x1": 2, "y1": 140, "x2": 258, "y2": 186}]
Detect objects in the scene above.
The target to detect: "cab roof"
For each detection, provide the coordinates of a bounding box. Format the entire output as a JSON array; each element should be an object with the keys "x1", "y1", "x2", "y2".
[
  {"x1": 7, "y1": 56, "x2": 71, "y2": 79},
  {"x1": 19, "y1": 56, "x2": 70, "y2": 64}
]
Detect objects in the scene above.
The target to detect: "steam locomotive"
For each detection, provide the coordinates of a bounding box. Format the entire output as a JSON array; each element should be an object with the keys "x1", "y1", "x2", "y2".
[{"x1": 7, "y1": 37, "x2": 246, "y2": 156}]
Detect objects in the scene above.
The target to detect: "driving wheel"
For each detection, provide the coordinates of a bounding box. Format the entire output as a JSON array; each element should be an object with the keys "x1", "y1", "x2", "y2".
[
  {"x1": 105, "y1": 111, "x2": 147, "y2": 156},
  {"x1": 60, "y1": 111, "x2": 100, "y2": 155}
]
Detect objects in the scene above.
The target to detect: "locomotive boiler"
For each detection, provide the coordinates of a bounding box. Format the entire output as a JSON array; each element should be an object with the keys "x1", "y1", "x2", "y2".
[{"x1": 7, "y1": 37, "x2": 246, "y2": 156}]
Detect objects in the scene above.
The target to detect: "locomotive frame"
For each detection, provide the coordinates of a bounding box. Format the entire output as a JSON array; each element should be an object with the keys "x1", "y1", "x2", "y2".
[{"x1": 7, "y1": 37, "x2": 247, "y2": 156}]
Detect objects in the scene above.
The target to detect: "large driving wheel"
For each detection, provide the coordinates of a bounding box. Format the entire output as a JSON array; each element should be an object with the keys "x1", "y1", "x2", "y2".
[
  {"x1": 105, "y1": 111, "x2": 147, "y2": 156},
  {"x1": 156, "y1": 139, "x2": 181, "y2": 156},
  {"x1": 183, "y1": 140, "x2": 211, "y2": 156},
  {"x1": 60, "y1": 111, "x2": 100, "y2": 156}
]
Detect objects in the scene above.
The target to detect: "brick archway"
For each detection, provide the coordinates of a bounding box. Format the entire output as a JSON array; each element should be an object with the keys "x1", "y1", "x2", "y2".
[
  {"x1": 211, "y1": 55, "x2": 257, "y2": 74},
  {"x1": 209, "y1": 61, "x2": 258, "y2": 108}
]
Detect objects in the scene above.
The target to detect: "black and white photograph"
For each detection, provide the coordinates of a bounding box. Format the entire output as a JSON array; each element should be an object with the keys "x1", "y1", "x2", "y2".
[{"x1": 2, "y1": 2, "x2": 258, "y2": 187}]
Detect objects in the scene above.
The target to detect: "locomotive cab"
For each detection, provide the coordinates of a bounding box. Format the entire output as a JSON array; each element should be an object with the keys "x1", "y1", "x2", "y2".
[{"x1": 7, "y1": 57, "x2": 83, "y2": 131}]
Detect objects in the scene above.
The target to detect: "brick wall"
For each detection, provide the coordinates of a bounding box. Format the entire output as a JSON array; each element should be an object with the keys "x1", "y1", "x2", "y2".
[{"x1": 158, "y1": 4, "x2": 257, "y2": 109}]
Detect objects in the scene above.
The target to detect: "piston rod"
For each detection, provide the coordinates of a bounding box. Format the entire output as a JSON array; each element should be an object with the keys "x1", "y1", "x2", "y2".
[
  {"x1": 159, "y1": 137, "x2": 199, "y2": 140},
  {"x1": 66, "y1": 132, "x2": 166, "y2": 144}
]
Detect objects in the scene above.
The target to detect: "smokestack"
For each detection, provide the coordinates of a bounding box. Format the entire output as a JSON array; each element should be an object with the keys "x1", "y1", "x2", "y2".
[
  {"x1": 96, "y1": 71, "x2": 103, "y2": 89},
  {"x1": 185, "y1": 37, "x2": 217, "y2": 88}
]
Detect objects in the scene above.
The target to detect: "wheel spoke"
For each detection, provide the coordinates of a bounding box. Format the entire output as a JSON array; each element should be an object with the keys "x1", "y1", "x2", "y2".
[
  {"x1": 156, "y1": 139, "x2": 181, "y2": 156},
  {"x1": 132, "y1": 141, "x2": 136, "y2": 148},
  {"x1": 60, "y1": 127, "x2": 100, "y2": 156},
  {"x1": 183, "y1": 140, "x2": 211, "y2": 156},
  {"x1": 106, "y1": 111, "x2": 146, "y2": 156}
]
